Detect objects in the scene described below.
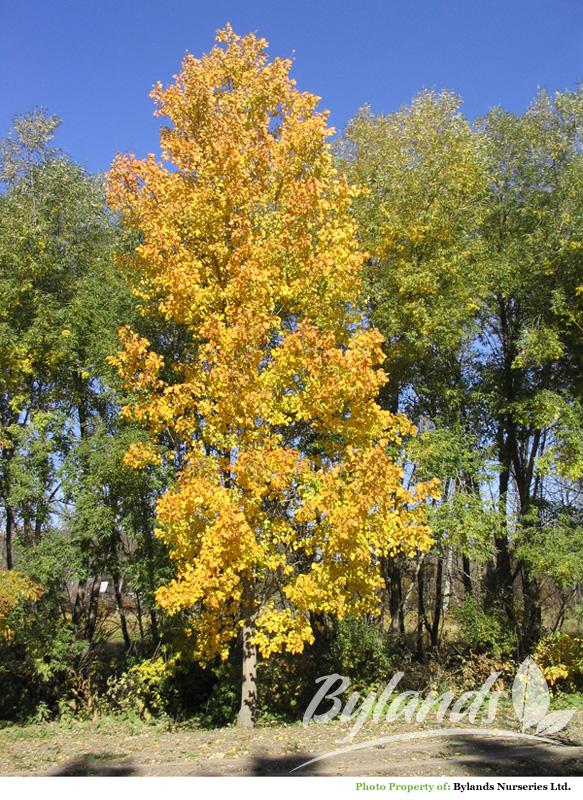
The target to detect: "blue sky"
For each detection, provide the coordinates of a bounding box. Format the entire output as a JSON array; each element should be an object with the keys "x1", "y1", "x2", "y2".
[{"x1": 1, "y1": 0, "x2": 582, "y2": 173}]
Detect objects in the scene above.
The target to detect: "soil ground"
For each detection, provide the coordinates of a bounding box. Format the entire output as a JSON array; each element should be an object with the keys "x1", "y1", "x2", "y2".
[{"x1": 1, "y1": 709, "x2": 583, "y2": 777}]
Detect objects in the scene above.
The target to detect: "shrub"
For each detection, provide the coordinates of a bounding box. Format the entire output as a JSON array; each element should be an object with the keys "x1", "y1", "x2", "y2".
[
  {"x1": 327, "y1": 616, "x2": 398, "y2": 689},
  {"x1": 534, "y1": 633, "x2": 583, "y2": 692},
  {"x1": 452, "y1": 595, "x2": 515, "y2": 656},
  {"x1": 247, "y1": 616, "x2": 401, "y2": 724},
  {"x1": 106, "y1": 656, "x2": 178, "y2": 719}
]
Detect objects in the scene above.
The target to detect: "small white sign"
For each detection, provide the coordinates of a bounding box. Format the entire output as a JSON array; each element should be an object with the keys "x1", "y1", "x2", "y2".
[{"x1": 99, "y1": 581, "x2": 109, "y2": 593}]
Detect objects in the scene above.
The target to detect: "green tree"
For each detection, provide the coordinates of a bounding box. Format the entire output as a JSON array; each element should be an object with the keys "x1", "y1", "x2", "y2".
[
  {"x1": 0, "y1": 113, "x2": 168, "y2": 715},
  {"x1": 478, "y1": 89, "x2": 583, "y2": 650},
  {"x1": 340, "y1": 92, "x2": 489, "y2": 647}
]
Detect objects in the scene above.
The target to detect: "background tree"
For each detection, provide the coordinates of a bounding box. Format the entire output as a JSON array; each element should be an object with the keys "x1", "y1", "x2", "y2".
[
  {"x1": 477, "y1": 89, "x2": 583, "y2": 651},
  {"x1": 0, "y1": 112, "x2": 170, "y2": 714},
  {"x1": 339, "y1": 92, "x2": 490, "y2": 648},
  {"x1": 340, "y1": 87, "x2": 583, "y2": 655}
]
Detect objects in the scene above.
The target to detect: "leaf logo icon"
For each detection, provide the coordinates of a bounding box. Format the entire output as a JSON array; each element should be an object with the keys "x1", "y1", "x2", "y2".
[
  {"x1": 512, "y1": 657, "x2": 550, "y2": 732},
  {"x1": 535, "y1": 710, "x2": 575, "y2": 736}
]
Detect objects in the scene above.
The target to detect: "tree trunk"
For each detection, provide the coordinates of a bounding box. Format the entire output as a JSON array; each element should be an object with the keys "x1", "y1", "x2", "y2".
[
  {"x1": 430, "y1": 557, "x2": 443, "y2": 649},
  {"x1": 72, "y1": 578, "x2": 87, "y2": 628},
  {"x1": 149, "y1": 608, "x2": 160, "y2": 645},
  {"x1": 442, "y1": 547, "x2": 454, "y2": 616},
  {"x1": 382, "y1": 556, "x2": 402, "y2": 635},
  {"x1": 85, "y1": 578, "x2": 100, "y2": 641},
  {"x1": 2, "y1": 440, "x2": 16, "y2": 570},
  {"x1": 485, "y1": 441, "x2": 515, "y2": 621},
  {"x1": 5, "y1": 504, "x2": 14, "y2": 569},
  {"x1": 72, "y1": 580, "x2": 84, "y2": 626},
  {"x1": 416, "y1": 565, "x2": 426, "y2": 657},
  {"x1": 236, "y1": 620, "x2": 257, "y2": 728},
  {"x1": 112, "y1": 571, "x2": 131, "y2": 650},
  {"x1": 140, "y1": 489, "x2": 160, "y2": 646},
  {"x1": 135, "y1": 592, "x2": 145, "y2": 643},
  {"x1": 520, "y1": 568, "x2": 542, "y2": 656},
  {"x1": 462, "y1": 554, "x2": 473, "y2": 595}
]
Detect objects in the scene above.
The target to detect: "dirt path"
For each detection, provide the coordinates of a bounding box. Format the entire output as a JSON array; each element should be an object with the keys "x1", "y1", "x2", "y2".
[
  {"x1": 1, "y1": 714, "x2": 583, "y2": 777},
  {"x1": 47, "y1": 737, "x2": 582, "y2": 778}
]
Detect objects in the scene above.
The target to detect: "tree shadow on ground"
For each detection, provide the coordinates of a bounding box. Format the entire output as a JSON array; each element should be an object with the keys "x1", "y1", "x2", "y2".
[
  {"x1": 250, "y1": 753, "x2": 321, "y2": 776},
  {"x1": 441, "y1": 736, "x2": 583, "y2": 777},
  {"x1": 50, "y1": 754, "x2": 138, "y2": 776}
]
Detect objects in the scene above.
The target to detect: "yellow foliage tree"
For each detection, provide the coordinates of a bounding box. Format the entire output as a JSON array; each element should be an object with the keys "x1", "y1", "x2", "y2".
[{"x1": 108, "y1": 25, "x2": 438, "y2": 727}]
